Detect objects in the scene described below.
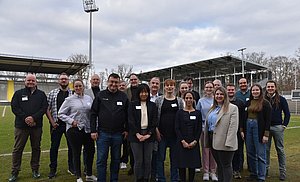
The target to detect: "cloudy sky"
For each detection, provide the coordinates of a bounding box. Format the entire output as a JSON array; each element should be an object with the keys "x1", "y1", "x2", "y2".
[{"x1": 1, "y1": 0, "x2": 300, "y2": 74}]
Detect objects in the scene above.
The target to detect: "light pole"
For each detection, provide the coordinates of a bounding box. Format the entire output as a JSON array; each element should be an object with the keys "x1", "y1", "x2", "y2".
[
  {"x1": 238, "y1": 48, "x2": 246, "y2": 77},
  {"x1": 82, "y1": 0, "x2": 99, "y2": 83}
]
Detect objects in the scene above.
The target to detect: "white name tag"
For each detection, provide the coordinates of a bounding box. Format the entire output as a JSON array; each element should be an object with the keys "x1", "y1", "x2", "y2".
[
  {"x1": 246, "y1": 98, "x2": 249, "y2": 101},
  {"x1": 190, "y1": 116, "x2": 196, "y2": 120},
  {"x1": 117, "y1": 102, "x2": 123, "y2": 106},
  {"x1": 22, "y1": 96, "x2": 28, "y2": 101},
  {"x1": 136, "y1": 106, "x2": 141, "y2": 109},
  {"x1": 171, "y1": 103, "x2": 177, "y2": 107}
]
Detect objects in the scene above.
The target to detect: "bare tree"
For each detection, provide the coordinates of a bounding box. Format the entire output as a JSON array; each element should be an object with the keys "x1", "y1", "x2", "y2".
[
  {"x1": 105, "y1": 64, "x2": 133, "y2": 82},
  {"x1": 66, "y1": 54, "x2": 88, "y2": 80}
]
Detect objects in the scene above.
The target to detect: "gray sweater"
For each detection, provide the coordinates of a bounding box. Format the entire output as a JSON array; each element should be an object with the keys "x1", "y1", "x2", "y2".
[{"x1": 58, "y1": 93, "x2": 93, "y2": 133}]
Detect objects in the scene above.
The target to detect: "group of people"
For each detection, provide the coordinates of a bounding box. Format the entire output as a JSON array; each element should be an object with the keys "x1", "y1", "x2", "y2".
[{"x1": 8, "y1": 73, "x2": 290, "y2": 182}]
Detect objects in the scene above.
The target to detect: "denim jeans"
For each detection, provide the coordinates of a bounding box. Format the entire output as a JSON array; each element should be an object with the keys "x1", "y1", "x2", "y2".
[
  {"x1": 49, "y1": 124, "x2": 74, "y2": 171},
  {"x1": 96, "y1": 131, "x2": 122, "y2": 182},
  {"x1": 246, "y1": 119, "x2": 266, "y2": 181},
  {"x1": 266, "y1": 125, "x2": 286, "y2": 175},
  {"x1": 156, "y1": 137, "x2": 178, "y2": 182}
]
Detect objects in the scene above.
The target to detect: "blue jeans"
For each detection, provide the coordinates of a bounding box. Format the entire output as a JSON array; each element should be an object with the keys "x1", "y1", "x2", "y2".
[
  {"x1": 246, "y1": 119, "x2": 266, "y2": 181},
  {"x1": 96, "y1": 131, "x2": 122, "y2": 182},
  {"x1": 266, "y1": 125, "x2": 286, "y2": 175},
  {"x1": 156, "y1": 137, "x2": 178, "y2": 182}
]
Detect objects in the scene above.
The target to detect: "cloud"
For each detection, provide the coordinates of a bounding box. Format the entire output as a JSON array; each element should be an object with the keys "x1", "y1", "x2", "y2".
[{"x1": 1, "y1": 0, "x2": 300, "y2": 74}]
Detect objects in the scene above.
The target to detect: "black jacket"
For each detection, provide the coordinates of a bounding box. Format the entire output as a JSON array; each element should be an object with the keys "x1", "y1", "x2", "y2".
[
  {"x1": 11, "y1": 87, "x2": 48, "y2": 128},
  {"x1": 128, "y1": 101, "x2": 158, "y2": 143},
  {"x1": 90, "y1": 89, "x2": 129, "y2": 133}
]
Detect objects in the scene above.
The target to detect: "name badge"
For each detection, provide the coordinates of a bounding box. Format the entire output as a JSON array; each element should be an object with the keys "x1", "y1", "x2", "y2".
[
  {"x1": 117, "y1": 102, "x2": 123, "y2": 106},
  {"x1": 171, "y1": 103, "x2": 177, "y2": 107},
  {"x1": 22, "y1": 96, "x2": 28, "y2": 101},
  {"x1": 136, "y1": 106, "x2": 141, "y2": 109},
  {"x1": 190, "y1": 116, "x2": 196, "y2": 120}
]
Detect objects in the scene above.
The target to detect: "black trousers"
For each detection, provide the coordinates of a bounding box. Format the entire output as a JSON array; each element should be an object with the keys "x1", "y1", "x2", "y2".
[
  {"x1": 211, "y1": 149, "x2": 235, "y2": 182},
  {"x1": 67, "y1": 128, "x2": 95, "y2": 177}
]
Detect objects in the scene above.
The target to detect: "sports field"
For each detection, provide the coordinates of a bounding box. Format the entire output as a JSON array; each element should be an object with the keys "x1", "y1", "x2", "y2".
[{"x1": 1, "y1": 106, "x2": 300, "y2": 181}]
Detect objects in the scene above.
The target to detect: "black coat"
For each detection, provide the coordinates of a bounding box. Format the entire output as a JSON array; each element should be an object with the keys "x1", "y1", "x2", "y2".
[
  {"x1": 241, "y1": 99, "x2": 272, "y2": 143},
  {"x1": 11, "y1": 87, "x2": 48, "y2": 128},
  {"x1": 128, "y1": 100, "x2": 158, "y2": 143}
]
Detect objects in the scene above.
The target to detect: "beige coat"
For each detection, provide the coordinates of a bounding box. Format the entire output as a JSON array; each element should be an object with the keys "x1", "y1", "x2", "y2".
[{"x1": 204, "y1": 103, "x2": 239, "y2": 151}]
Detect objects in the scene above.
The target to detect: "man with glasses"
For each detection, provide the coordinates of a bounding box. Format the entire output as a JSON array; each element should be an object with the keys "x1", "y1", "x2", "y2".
[{"x1": 47, "y1": 73, "x2": 74, "y2": 178}]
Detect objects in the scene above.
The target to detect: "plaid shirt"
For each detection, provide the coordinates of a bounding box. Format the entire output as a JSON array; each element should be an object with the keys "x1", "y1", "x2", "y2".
[{"x1": 47, "y1": 88, "x2": 73, "y2": 122}]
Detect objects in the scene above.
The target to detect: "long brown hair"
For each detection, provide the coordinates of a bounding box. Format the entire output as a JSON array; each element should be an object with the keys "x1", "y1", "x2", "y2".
[
  {"x1": 249, "y1": 83, "x2": 264, "y2": 112},
  {"x1": 210, "y1": 86, "x2": 230, "y2": 113},
  {"x1": 265, "y1": 80, "x2": 280, "y2": 109}
]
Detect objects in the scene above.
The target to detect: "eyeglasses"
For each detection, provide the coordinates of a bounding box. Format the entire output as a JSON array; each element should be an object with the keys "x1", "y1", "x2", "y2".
[{"x1": 130, "y1": 79, "x2": 137, "y2": 81}]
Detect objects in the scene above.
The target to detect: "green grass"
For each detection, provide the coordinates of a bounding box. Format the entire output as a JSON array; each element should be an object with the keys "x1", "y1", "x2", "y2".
[{"x1": 1, "y1": 106, "x2": 300, "y2": 181}]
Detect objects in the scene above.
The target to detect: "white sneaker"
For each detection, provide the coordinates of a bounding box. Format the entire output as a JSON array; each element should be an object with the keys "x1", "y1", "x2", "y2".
[
  {"x1": 86, "y1": 175, "x2": 97, "y2": 182},
  {"x1": 120, "y1": 162, "x2": 127, "y2": 169},
  {"x1": 77, "y1": 178, "x2": 83, "y2": 182},
  {"x1": 203, "y1": 173, "x2": 209, "y2": 181},
  {"x1": 195, "y1": 168, "x2": 201, "y2": 173},
  {"x1": 210, "y1": 173, "x2": 218, "y2": 181}
]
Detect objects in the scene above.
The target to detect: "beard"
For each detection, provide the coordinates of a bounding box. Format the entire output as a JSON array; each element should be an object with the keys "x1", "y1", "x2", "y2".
[{"x1": 60, "y1": 84, "x2": 68, "y2": 89}]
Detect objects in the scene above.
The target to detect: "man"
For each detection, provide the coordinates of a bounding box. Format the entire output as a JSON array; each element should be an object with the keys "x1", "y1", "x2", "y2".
[
  {"x1": 83, "y1": 74, "x2": 101, "y2": 179},
  {"x1": 118, "y1": 80, "x2": 127, "y2": 92},
  {"x1": 149, "y1": 77, "x2": 162, "y2": 181},
  {"x1": 90, "y1": 73, "x2": 129, "y2": 182},
  {"x1": 47, "y1": 73, "x2": 74, "y2": 178},
  {"x1": 235, "y1": 77, "x2": 250, "y2": 173},
  {"x1": 9, "y1": 74, "x2": 48, "y2": 182},
  {"x1": 85, "y1": 74, "x2": 101, "y2": 99},
  {"x1": 124, "y1": 73, "x2": 140, "y2": 175},
  {"x1": 213, "y1": 79, "x2": 222, "y2": 89},
  {"x1": 149, "y1": 77, "x2": 161, "y2": 102},
  {"x1": 184, "y1": 77, "x2": 200, "y2": 103},
  {"x1": 265, "y1": 80, "x2": 290, "y2": 181},
  {"x1": 235, "y1": 77, "x2": 250, "y2": 104},
  {"x1": 227, "y1": 83, "x2": 245, "y2": 179},
  {"x1": 118, "y1": 79, "x2": 128, "y2": 170}
]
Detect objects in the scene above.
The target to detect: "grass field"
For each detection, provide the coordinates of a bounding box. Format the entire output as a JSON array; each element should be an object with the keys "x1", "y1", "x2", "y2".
[{"x1": 1, "y1": 106, "x2": 300, "y2": 182}]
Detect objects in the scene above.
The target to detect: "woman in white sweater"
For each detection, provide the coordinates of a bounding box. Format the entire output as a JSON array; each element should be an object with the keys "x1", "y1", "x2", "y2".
[{"x1": 58, "y1": 79, "x2": 97, "y2": 182}]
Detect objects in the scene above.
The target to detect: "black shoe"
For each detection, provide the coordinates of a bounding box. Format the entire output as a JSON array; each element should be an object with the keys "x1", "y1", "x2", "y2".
[
  {"x1": 48, "y1": 168, "x2": 57, "y2": 179},
  {"x1": 279, "y1": 173, "x2": 286, "y2": 181},
  {"x1": 245, "y1": 176, "x2": 256, "y2": 181},
  {"x1": 67, "y1": 169, "x2": 75, "y2": 176},
  {"x1": 127, "y1": 168, "x2": 134, "y2": 175},
  {"x1": 32, "y1": 170, "x2": 41, "y2": 179},
  {"x1": 8, "y1": 173, "x2": 18, "y2": 182}
]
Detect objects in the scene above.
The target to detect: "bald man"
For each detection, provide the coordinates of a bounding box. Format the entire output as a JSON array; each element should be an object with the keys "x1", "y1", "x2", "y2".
[{"x1": 9, "y1": 74, "x2": 48, "y2": 182}]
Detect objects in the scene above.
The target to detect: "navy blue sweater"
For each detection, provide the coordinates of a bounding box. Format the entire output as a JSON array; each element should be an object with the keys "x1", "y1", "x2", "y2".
[{"x1": 265, "y1": 95, "x2": 290, "y2": 127}]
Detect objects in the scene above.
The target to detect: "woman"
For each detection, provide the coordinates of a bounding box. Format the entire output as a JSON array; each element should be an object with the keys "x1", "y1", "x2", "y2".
[
  {"x1": 204, "y1": 87, "x2": 239, "y2": 182},
  {"x1": 241, "y1": 84, "x2": 271, "y2": 182},
  {"x1": 156, "y1": 79, "x2": 184, "y2": 182},
  {"x1": 196, "y1": 81, "x2": 218, "y2": 181},
  {"x1": 178, "y1": 81, "x2": 189, "y2": 99},
  {"x1": 128, "y1": 83, "x2": 158, "y2": 182},
  {"x1": 58, "y1": 79, "x2": 97, "y2": 182},
  {"x1": 175, "y1": 91, "x2": 202, "y2": 182}
]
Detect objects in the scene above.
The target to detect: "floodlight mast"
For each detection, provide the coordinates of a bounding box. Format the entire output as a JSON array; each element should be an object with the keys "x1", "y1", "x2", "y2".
[
  {"x1": 238, "y1": 48, "x2": 246, "y2": 77},
  {"x1": 82, "y1": 0, "x2": 99, "y2": 84}
]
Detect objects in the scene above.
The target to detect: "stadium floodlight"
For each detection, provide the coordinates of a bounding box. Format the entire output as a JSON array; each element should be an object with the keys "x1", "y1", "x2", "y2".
[
  {"x1": 238, "y1": 48, "x2": 246, "y2": 77},
  {"x1": 82, "y1": 0, "x2": 99, "y2": 85},
  {"x1": 83, "y1": 0, "x2": 99, "y2": 12}
]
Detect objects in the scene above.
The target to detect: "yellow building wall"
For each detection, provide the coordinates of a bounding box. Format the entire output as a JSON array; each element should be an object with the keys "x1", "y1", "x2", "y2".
[{"x1": 7, "y1": 80, "x2": 14, "y2": 102}]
